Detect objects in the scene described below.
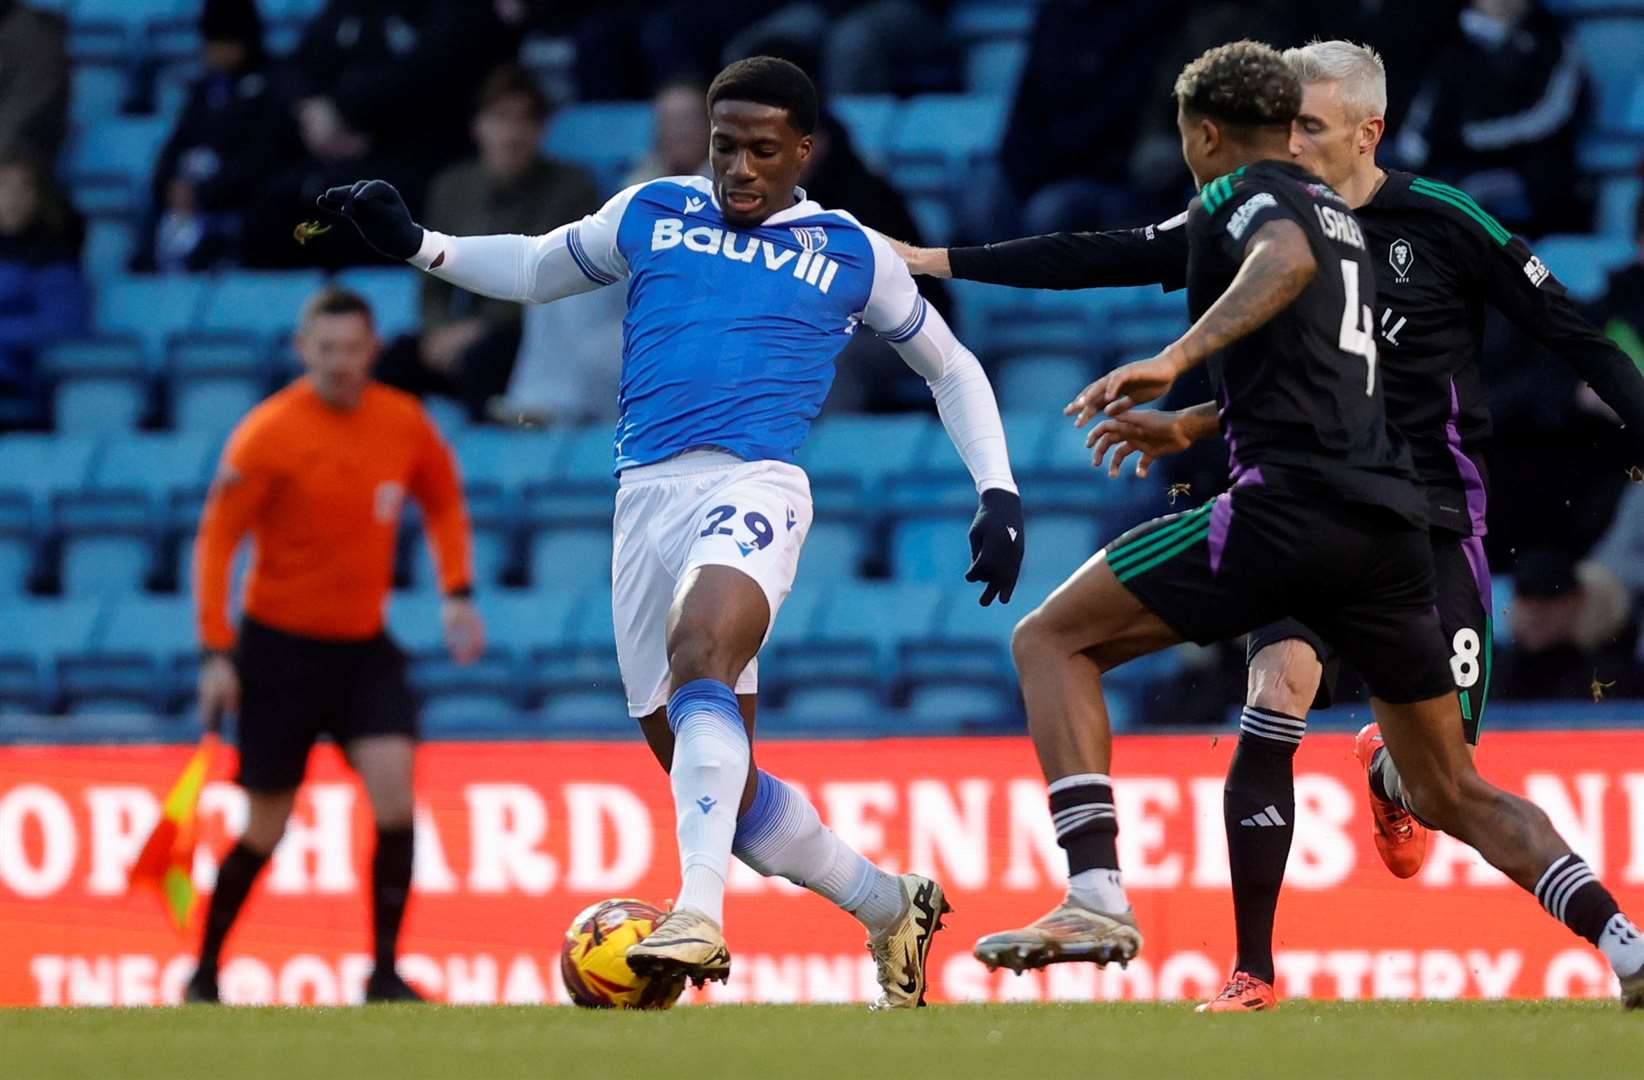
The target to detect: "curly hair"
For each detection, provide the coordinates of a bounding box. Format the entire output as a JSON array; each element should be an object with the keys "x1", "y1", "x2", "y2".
[
  {"x1": 708, "y1": 56, "x2": 818, "y2": 135},
  {"x1": 1173, "y1": 40, "x2": 1301, "y2": 128}
]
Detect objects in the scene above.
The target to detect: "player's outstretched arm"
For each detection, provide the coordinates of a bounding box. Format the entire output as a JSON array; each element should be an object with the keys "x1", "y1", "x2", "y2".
[
  {"x1": 318, "y1": 179, "x2": 635, "y2": 305},
  {"x1": 1478, "y1": 232, "x2": 1644, "y2": 464},
  {"x1": 892, "y1": 216, "x2": 1191, "y2": 293},
  {"x1": 1068, "y1": 218, "x2": 1317, "y2": 424},
  {"x1": 863, "y1": 232, "x2": 1023, "y2": 604}
]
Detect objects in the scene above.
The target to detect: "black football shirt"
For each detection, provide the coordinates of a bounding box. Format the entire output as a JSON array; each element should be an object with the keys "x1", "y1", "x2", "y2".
[
  {"x1": 1182, "y1": 159, "x2": 1425, "y2": 525},
  {"x1": 949, "y1": 169, "x2": 1644, "y2": 536}
]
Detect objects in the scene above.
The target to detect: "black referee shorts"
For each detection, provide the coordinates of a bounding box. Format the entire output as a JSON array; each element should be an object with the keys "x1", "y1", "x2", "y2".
[
  {"x1": 1244, "y1": 530, "x2": 1493, "y2": 740},
  {"x1": 1105, "y1": 483, "x2": 1454, "y2": 706},
  {"x1": 233, "y1": 617, "x2": 418, "y2": 793}
]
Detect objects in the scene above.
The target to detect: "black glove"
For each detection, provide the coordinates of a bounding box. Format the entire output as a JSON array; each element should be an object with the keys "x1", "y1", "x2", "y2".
[
  {"x1": 966, "y1": 487, "x2": 1024, "y2": 606},
  {"x1": 316, "y1": 179, "x2": 424, "y2": 261}
]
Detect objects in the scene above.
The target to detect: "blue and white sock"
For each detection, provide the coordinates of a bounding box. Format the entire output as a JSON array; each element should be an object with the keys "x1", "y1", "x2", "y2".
[
  {"x1": 734, "y1": 770, "x2": 904, "y2": 934},
  {"x1": 667, "y1": 679, "x2": 749, "y2": 925}
]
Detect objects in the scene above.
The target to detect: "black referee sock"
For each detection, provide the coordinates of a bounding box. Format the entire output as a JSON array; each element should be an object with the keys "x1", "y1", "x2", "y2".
[
  {"x1": 1224, "y1": 707, "x2": 1304, "y2": 985},
  {"x1": 198, "y1": 842, "x2": 270, "y2": 976},
  {"x1": 372, "y1": 825, "x2": 415, "y2": 970}
]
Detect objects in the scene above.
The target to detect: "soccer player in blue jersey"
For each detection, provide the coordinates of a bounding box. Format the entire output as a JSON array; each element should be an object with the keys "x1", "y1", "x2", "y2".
[{"x1": 319, "y1": 57, "x2": 1024, "y2": 1007}]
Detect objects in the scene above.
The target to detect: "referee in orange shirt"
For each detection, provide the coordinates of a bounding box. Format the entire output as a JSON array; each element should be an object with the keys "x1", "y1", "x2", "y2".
[{"x1": 186, "y1": 286, "x2": 484, "y2": 1004}]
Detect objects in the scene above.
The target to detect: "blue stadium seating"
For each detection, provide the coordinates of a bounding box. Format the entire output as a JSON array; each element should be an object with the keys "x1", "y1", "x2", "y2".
[
  {"x1": 965, "y1": 39, "x2": 1028, "y2": 94},
  {"x1": 1533, "y1": 234, "x2": 1635, "y2": 301},
  {"x1": 42, "y1": 338, "x2": 149, "y2": 433},
  {"x1": 334, "y1": 267, "x2": 422, "y2": 340},
  {"x1": 1572, "y1": 18, "x2": 1644, "y2": 131},
  {"x1": 888, "y1": 95, "x2": 1010, "y2": 196},
  {"x1": 200, "y1": 270, "x2": 328, "y2": 337},
  {"x1": 544, "y1": 103, "x2": 652, "y2": 194},
  {"x1": 797, "y1": 518, "x2": 867, "y2": 580},
  {"x1": 832, "y1": 95, "x2": 897, "y2": 170},
  {"x1": 70, "y1": 64, "x2": 127, "y2": 126},
  {"x1": 59, "y1": 594, "x2": 192, "y2": 711},
  {"x1": 0, "y1": 599, "x2": 103, "y2": 712},
  {"x1": 82, "y1": 219, "x2": 137, "y2": 282},
  {"x1": 528, "y1": 526, "x2": 610, "y2": 592},
  {"x1": 94, "y1": 275, "x2": 207, "y2": 362},
  {"x1": 64, "y1": 116, "x2": 173, "y2": 216},
  {"x1": 996, "y1": 354, "x2": 1091, "y2": 414}
]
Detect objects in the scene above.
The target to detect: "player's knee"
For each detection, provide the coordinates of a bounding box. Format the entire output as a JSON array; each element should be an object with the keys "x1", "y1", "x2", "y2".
[
  {"x1": 1247, "y1": 642, "x2": 1319, "y2": 716},
  {"x1": 1011, "y1": 607, "x2": 1057, "y2": 665},
  {"x1": 666, "y1": 634, "x2": 739, "y2": 687}
]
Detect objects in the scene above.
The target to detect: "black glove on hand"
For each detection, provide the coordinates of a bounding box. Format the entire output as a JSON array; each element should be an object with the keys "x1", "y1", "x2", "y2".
[
  {"x1": 316, "y1": 179, "x2": 424, "y2": 261},
  {"x1": 966, "y1": 487, "x2": 1024, "y2": 606}
]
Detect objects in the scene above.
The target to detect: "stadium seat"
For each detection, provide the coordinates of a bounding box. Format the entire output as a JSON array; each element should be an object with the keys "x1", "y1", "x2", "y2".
[
  {"x1": 1572, "y1": 18, "x2": 1644, "y2": 131},
  {"x1": 832, "y1": 95, "x2": 897, "y2": 170},
  {"x1": 43, "y1": 338, "x2": 150, "y2": 433},
  {"x1": 334, "y1": 267, "x2": 422, "y2": 339},
  {"x1": 0, "y1": 598, "x2": 104, "y2": 712},
  {"x1": 1597, "y1": 175, "x2": 1641, "y2": 237},
  {"x1": 1533, "y1": 234, "x2": 1635, "y2": 302},
  {"x1": 536, "y1": 688, "x2": 631, "y2": 736},
  {"x1": 796, "y1": 518, "x2": 867, "y2": 580},
  {"x1": 527, "y1": 526, "x2": 611, "y2": 592},
  {"x1": 64, "y1": 116, "x2": 173, "y2": 216},
  {"x1": 59, "y1": 531, "x2": 156, "y2": 596},
  {"x1": 199, "y1": 271, "x2": 327, "y2": 337},
  {"x1": 420, "y1": 694, "x2": 527, "y2": 739},
  {"x1": 965, "y1": 39, "x2": 1028, "y2": 94},
  {"x1": 406, "y1": 515, "x2": 517, "y2": 592},
  {"x1": 904, "y1": 682, "x2": 1016, "y2": 725},
  {"x1": 70, "y1": 64, "x2": 128, "y2": 126},
  {"x1": 82, "y1": 218, "x2": 137, "y2": 282},
  {"x1": 795, "y1": 414, "x2": 935, "y2": 504},
  {"x1": 948, "y1": 0, "x2": 1039, "y2": 42},
  {"x1": 452, "y1": 426, "x2": 564, "y2": 521},
  {"x1": 529, "y1": 587, "x2": 623, "y2": 701},
  {"x1": 95, "y1": 275, "x2": 208, "y2": 363},
  {"x1": 996, "y1": 354, "x2": 1091, "y2": 414},
  {"x1": 528, "y1": 424, "x2": 619, "y2": 522},
  {"x1": 0, "y1": 435, "x2": 99, "y2": 519},
  {"x1": 544, "y1": 102, "x2": 652, "y2": 193},
  {"x1": 794, "y1": 581, "x2": 944, "y2": 689},
  {"x1": 782, "y1": 684, "x2": 887, "y2": 722},
  {"x1": 476, "y1": 590, "x2": 579, "y2": 658},
  {"x1": 888, "y1": 512, "x2": 971, "y2": 582},
  {"x1": 888, "y1": 95, "x2": 1010, "y2": 196},
  {"x1": 58, "y1": 594, "x2": 192, "y2": 711},
  {"x1": 0, "y1": 499, "x2": 36, "y2": 595}
]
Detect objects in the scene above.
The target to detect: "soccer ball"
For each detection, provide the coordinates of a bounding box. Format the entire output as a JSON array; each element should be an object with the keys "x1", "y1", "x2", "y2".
[{"x1": 560, "y1": 898, "x2": 684, "y2": 1009}]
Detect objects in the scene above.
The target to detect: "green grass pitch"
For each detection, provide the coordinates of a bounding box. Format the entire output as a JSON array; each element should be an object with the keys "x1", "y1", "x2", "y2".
[{"x1": 5, "y1": 1002, "x2": 1641, "y2": 1079}]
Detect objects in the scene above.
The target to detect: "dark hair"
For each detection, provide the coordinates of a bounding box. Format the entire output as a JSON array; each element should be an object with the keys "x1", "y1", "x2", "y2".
[
  {"x1": 199, "y1": 0, "x2": 264, "y2": 63},
  {"x1": 706, "y1": 56, "x2": 818, "y2": 134},
  {"x1": 477, "y1": 63, "x2": 550, "y2": 122},
  {"x1": 1174, "y1": 40, "x2": 1301, "y2": 129},
  {"x1": 0, "y1": 150, "x2": 74, "y2": 242},
  {"x1": 299, "y1": 286, "x2": 374, "y2": 331}
]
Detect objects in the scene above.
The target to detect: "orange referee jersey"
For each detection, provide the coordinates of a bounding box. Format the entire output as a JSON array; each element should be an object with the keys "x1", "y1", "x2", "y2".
[{"x1": 194, "y1": 378, "x2": 473, "y2": 651}]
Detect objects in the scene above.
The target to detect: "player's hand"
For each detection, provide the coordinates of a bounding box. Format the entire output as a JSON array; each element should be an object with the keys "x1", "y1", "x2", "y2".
[
  {"x1": 316, "y1": 179, "x2": 424, "y2": 261},
  {"x1": 1087, "y1": 409, "x2": 1195, "y2": 478},
  {"x1": 966, "y1": 487, "x2": 1024, "y2": 606},
  {"x1": 888, "y1": 237, "x2": 952, "y2": 278},
  {"x1": 441, "y1": 597, "x2": 486, "y2": 665},
  {"x1": 1065, "y1": 347, "x2": 1187, "y2": 427},
  {"x1": 197, "y1": 653, "x2": 239, "y2": 734}
]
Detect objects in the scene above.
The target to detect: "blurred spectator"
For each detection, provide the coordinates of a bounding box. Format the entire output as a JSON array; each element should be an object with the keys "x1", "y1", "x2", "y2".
[
  {"x1": 965, "y1": 1, "x2": 1194, "y2": 242},
  {"x1": 1394, "y1": 0, "x2": 1590, "y2": 235},
  {"x1": 1592, "y1": 480, "x2": 1644, "y2": 598},
  {"x1": 625, "y1": 79, "x2": 711, "y2": 186},
  {"x1": 722, "y1": 1, "x2": 959, "y2": 96},
  {"x1": 0, "y1": 152, "x2": 86, "y2": 429},
  {"x1": 376, "y1": 65, "x2": 600, "y2": 422},
  {"x1": 1495, "y1": 550, "x2": 1643, "y2": 700},
  {"x1": 139, "y1": 0, "x2": 299, "y2": 272},
  {"x1": 1590, "y1": 194, "x2": 1644, "y2": 373},
  {"x1": 563, "y1": 1, "x2": 765, "y2": 100},
  {"x1": 247, "y1": 0, "x2": 513, "y2": 268},
  {"x1": 0, "y1": 1, "x2": 68, "y2": 165},
  {"x1": 802, "y1": 109, "x2": 954, "y2": 412}
]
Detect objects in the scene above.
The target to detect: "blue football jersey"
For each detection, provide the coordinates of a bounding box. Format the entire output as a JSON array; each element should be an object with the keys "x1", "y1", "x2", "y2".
[{"x1": 559, "y1": 177, "x2": 929, "y2": 473}]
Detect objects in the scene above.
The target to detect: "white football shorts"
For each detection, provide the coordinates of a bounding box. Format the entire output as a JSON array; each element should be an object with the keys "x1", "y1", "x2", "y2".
[{"x1": 611, "y1": 450, "x2": 813, "y2": 717}]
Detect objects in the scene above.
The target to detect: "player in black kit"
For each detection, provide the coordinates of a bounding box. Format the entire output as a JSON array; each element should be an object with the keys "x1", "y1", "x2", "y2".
[
  {"x1": 969, "y1": 40, "x2": 1644, "y2": 1009},
  {"x1": 900, "y1": 40, "x2": 1644, "y2": 1009}
]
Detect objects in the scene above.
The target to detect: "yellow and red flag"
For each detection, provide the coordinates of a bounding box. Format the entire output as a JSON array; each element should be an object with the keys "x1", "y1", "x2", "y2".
[{"x1": 128, "y1": 734, "x2": 219, "y2": 932}]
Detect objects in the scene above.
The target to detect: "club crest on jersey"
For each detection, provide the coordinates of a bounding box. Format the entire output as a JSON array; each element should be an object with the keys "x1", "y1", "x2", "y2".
[
  {"x1": 790, "y1": 226, "x2": 829, "y2": 253},
  {"x1": 1389, "y1": 238, "x2": 1415, "y2": 283},
  {"x1": 650, "y1": 217, "x2": 841, "y2": 294}
]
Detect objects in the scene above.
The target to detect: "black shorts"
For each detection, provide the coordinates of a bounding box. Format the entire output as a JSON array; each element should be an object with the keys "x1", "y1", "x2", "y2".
[
  {"x1": 1245, "y1": 531, "x2": 1492, "y2": 741},
  {"x1": 1106, "y1": 484, "x2": 1453, "y2": 706},
  {"x1": 233, "y1": 618, "x2": 418, "y2": 792}
]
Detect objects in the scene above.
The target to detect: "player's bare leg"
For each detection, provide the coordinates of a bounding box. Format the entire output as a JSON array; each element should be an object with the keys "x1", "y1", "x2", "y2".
[
  {"x1": 187, "y1": 788, "x2": 295, "y2": 1003},
  {"x1": 626, "y1": 565, "x2": 767, "y2": 988},
  {"x1": 1200, "y1": 639, "x2": 1320, "y2": 1012},
  {"x1": 975, "y1": 554, "x2": 1177, "y2": 973},
  {"x1": 1374, "y1": 694, "x2": 1644, "y2": 1005},
  {"x1": 349, "y1": 735, "x2": 422, "y2": 1002},
  {"x1": 630, "y1": 573, "x2": 940, "y2": 1006}
]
